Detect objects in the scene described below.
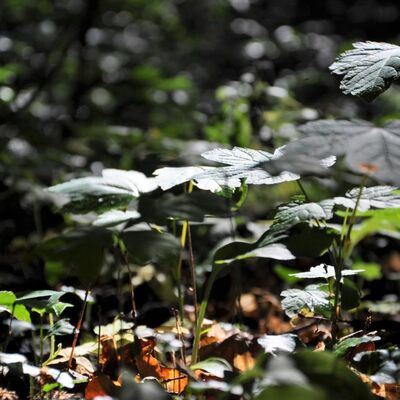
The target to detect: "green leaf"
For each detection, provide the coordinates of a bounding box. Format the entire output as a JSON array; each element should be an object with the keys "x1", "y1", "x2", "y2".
[
  {"x1": 45, "y1": 318, "x2": 74, "y2": 338},
  {"x1": 351, "y1": 261, "x2": 382, "y2": 281},
  {"x1": 274, "y1": 265, "x2": 301, "y2": 284},
  {"x1": 0, "y1": 291, "x2": 31, "y2": 322},
  {"x1": 213, "y1": 240, "x2": 294, "y2": 265},
  {"x1": 330, "y1": 41, "x2": 400, "y2": 101},
  {"x1": 341, "y1": 278, "x2": 360, "y2": 311},
  {"x1": 154, "y1": 146, "x2": 333, "y2": 193},
  {"x1": 285, "y1": 120, "x2": 400, "y2": 185},
  {"x1": 37, "y1": 228, "x2": 113, "y2": 286},
  {"x1": 93, "y1": 210, "x2": 141, "y2": 227},
  {"x1": 190, "y1": 357, "x2": 233, "y2": 378},
  {"x1": 255, "y1": 386, "x2": 326, "y2": 400},
  {"x1": 51, "y1": 302, "x2": 73, "y2": 317},
  {"x1": 281, "y1": 285, "x2": 330, "y2": 318},
  {"x1": 0, "y1": 291, "x2": 16, "y2": 307},
  {"x1": 284, "y1": 225, "x2": 336, "y2": 257},
  {"x1": 121, "y1": 230, "x2": 180, "y2": 268},
  {"x1": 334, "y1": 186, "x2": 400, "y2": 212},
  {"x1": 293, "y1": 350, "x2": 374, "y2": 399},
  {"x1": 351, "y1": 208, "x2": 400, "y2": 247},
  {"x1": 13, "y1": 305, "x2": 32, "y2": 322},
  {"x1": 290, "y1": 264, "x2": 363, "y2": 280},
  {"x1": 212, "y1": 200, "x2": 334, "y2": 265},
  {"x1": 334, "y1": 335, "x2": 381, "y2": 356},
  {"x1": 138, "y1": 191, "x2": 230, "y2": 223},
  {"x1": 269, "y1": 201, "x2": 334, "y2": 237},
  {"x1": 48, "y1": 169, "x2": 157, "y2": 214}
]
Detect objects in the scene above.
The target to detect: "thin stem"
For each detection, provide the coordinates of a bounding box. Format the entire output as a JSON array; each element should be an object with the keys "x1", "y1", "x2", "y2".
[
  {"x1": 191, "y1": 266, "x2": 223, "y2": 365},
  {"x1": 121, "y1": 247, "x2": 137, "y2": 324},
  {"x1": 331, "y1": 176, "x2": 368, "y2": 342},
  {"x1": 175, "y1": 181, "x2": 194, "y2": 321},
  {"x1": 68, "y1": 287, "x2": 90, "y2": 369},
  {"x1": 297, "y1": 180, "x2": 311, "y2": 202},
  {"x1": 187, "y1": 223, "x2": 198, "y2": 325},
  {"x1": 48, "y1": 313, "x2": 55, "y2": 359},
  {"x1": 176, "y1": 221, "x2": 188, "y2": 321},
  {"x1": 97, "y1": 308, "x2": 101, "y2": 369},
  {"x1": 39, "y1": 314, "x2": 44, "y2": 365}
]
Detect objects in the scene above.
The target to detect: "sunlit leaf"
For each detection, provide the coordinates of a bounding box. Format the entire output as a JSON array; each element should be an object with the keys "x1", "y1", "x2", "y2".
[
  {"x1": 191, "y1": 357, "x2": 233, "y2": 378},
  {"x1": 0, "y1": 291, "x2": 31, "y2": 322},
  {"x1": 281, "y1": 285, "x2": 330, "y2": 318},
  {"x1": 48, "y1": 169, "x2": 157, "y2": 214},
  {"x1": 351, "y1": 261, "x2": 382, "y2": 281},
  {"x1": 290, "y1": 264, "x2": 363, "y2": 280},
  {"x1": 154, "y1": 146, "x2": 333, "y2": 193},
  {"x1": 93, "y1": 209, "x2": 141, "y2": 227},
  {"x1": 45, "y1": 318, "x2": 74, "y2": 338},
  {"x1": 334, "y1": 186, "x2": 400, "y2": 212},
  {"x1": 330, "y1": 41, "x2": 400, "y2": 101},
  {"x1": 257, "y1": 334, "x2": 297, "y2": 355}
]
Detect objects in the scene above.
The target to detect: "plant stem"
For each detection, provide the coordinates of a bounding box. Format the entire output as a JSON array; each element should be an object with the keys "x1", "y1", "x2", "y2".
[
  {"x1": 120, "y1": 244, "x2": 138, "y2": 324},
  {"x1": 191, "y1": 266, "x2": 223, "y2": 364},
  {"x1": 187, "y1": 223, "x2": 198, "y2": 325},
  {"x1": 297, "y1": 180, "x2": 311, "y2": 202},
  {"x1": 39, "y1": 314, "x2": 44, "y2": 364},
  {"x1": 176, "y1": 221, "x2": 188, "y2": 321},
  {"x1": 68, "y1": 286, "x2": 90, "y2": 369},
  {"x1": 176, "y1": 181, "x2": 194, "y2": 321},
  {"x1": 331, "y1": 175, "x2": 368, "y2": 342},
  {"x1": 48, "y1": 312, "x2": 55, "y2": 359}
]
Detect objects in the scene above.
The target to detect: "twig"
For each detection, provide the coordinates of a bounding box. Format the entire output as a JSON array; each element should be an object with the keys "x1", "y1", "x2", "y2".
[{"x1": 68, "y1": 286, "x2": 90, "y2": 369}]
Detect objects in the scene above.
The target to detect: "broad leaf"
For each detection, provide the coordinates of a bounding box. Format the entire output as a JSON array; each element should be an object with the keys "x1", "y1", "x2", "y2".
[
  {"x1": 351, "y1": 261, "x2": 382, "y2": 281},
  {"x1": 285, "y1": 120, "x2": 400, "y2": 185},
  {"x1": 17, "y1": 291, "x2": 67, "y2": 316},
  {"x1": 281, "y1": 285, "x2": 330, "y2": 318},
  {"x1": 341, "y1": 278, "x2": 360, "y2": 311},
  {"x1": 138, "y1": 191, "x2": 231, "y2": 223},
  {"x1": 93, "y1": 210, "x2": 141, "y2": 227},
  {"x1": 212, "y1": 200, "x2": 333, "y2": 265},
  {"x1": 333, "y1": 186, "x2": 400, "y2": 212},
  {"x1": 293, "y1": 350, "x2": 375, "y2": 400},
  {"x1": 48, "y1": 169, "x2": 157, "y2": 214},
  {"x1": 334, "y1": 335, "x2": 381, "y2": 356},
  {"x1": 255, "y1": 386, "x2": 325, "y2": 400},
  {"x1": 154, "y1": 146, "x2": 333, "y2": 193},
  {"x1": 257, "y1": 334, "x2": 297, "y2": 355},
  {"x1": 121, "y1": 230, "x2": 180, "y2": 268},
  {"x1": 214, "y1": 241, "x2": 295, "y2": 264},
  {"x1": 45, "y1": 318, "x2": 75, "y2": 338},
  {"x1": 37, "y1": 228, "x2": 113, "y2": 286},
  {"x1": 290, "y1": 264, "x2": 363, "y2": 281},
  {"x1": 283, "y1": 225, "x2": 336, "y2": 257},
  {"x1": 350, "y1": 208, "x2": 400, "y2": 247},
  {"x1": 0, "y1": 291, "x2": 31, "y2": 322},
  {"x1": 330, "y1": 41, "x2": 400, "y2": 101},
  {"x1": 190, "y1": 357, "x2": 233, "y2": 378},
  {"x1": 269, "y1": 201, "x2": 334, "y2": 237}
]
